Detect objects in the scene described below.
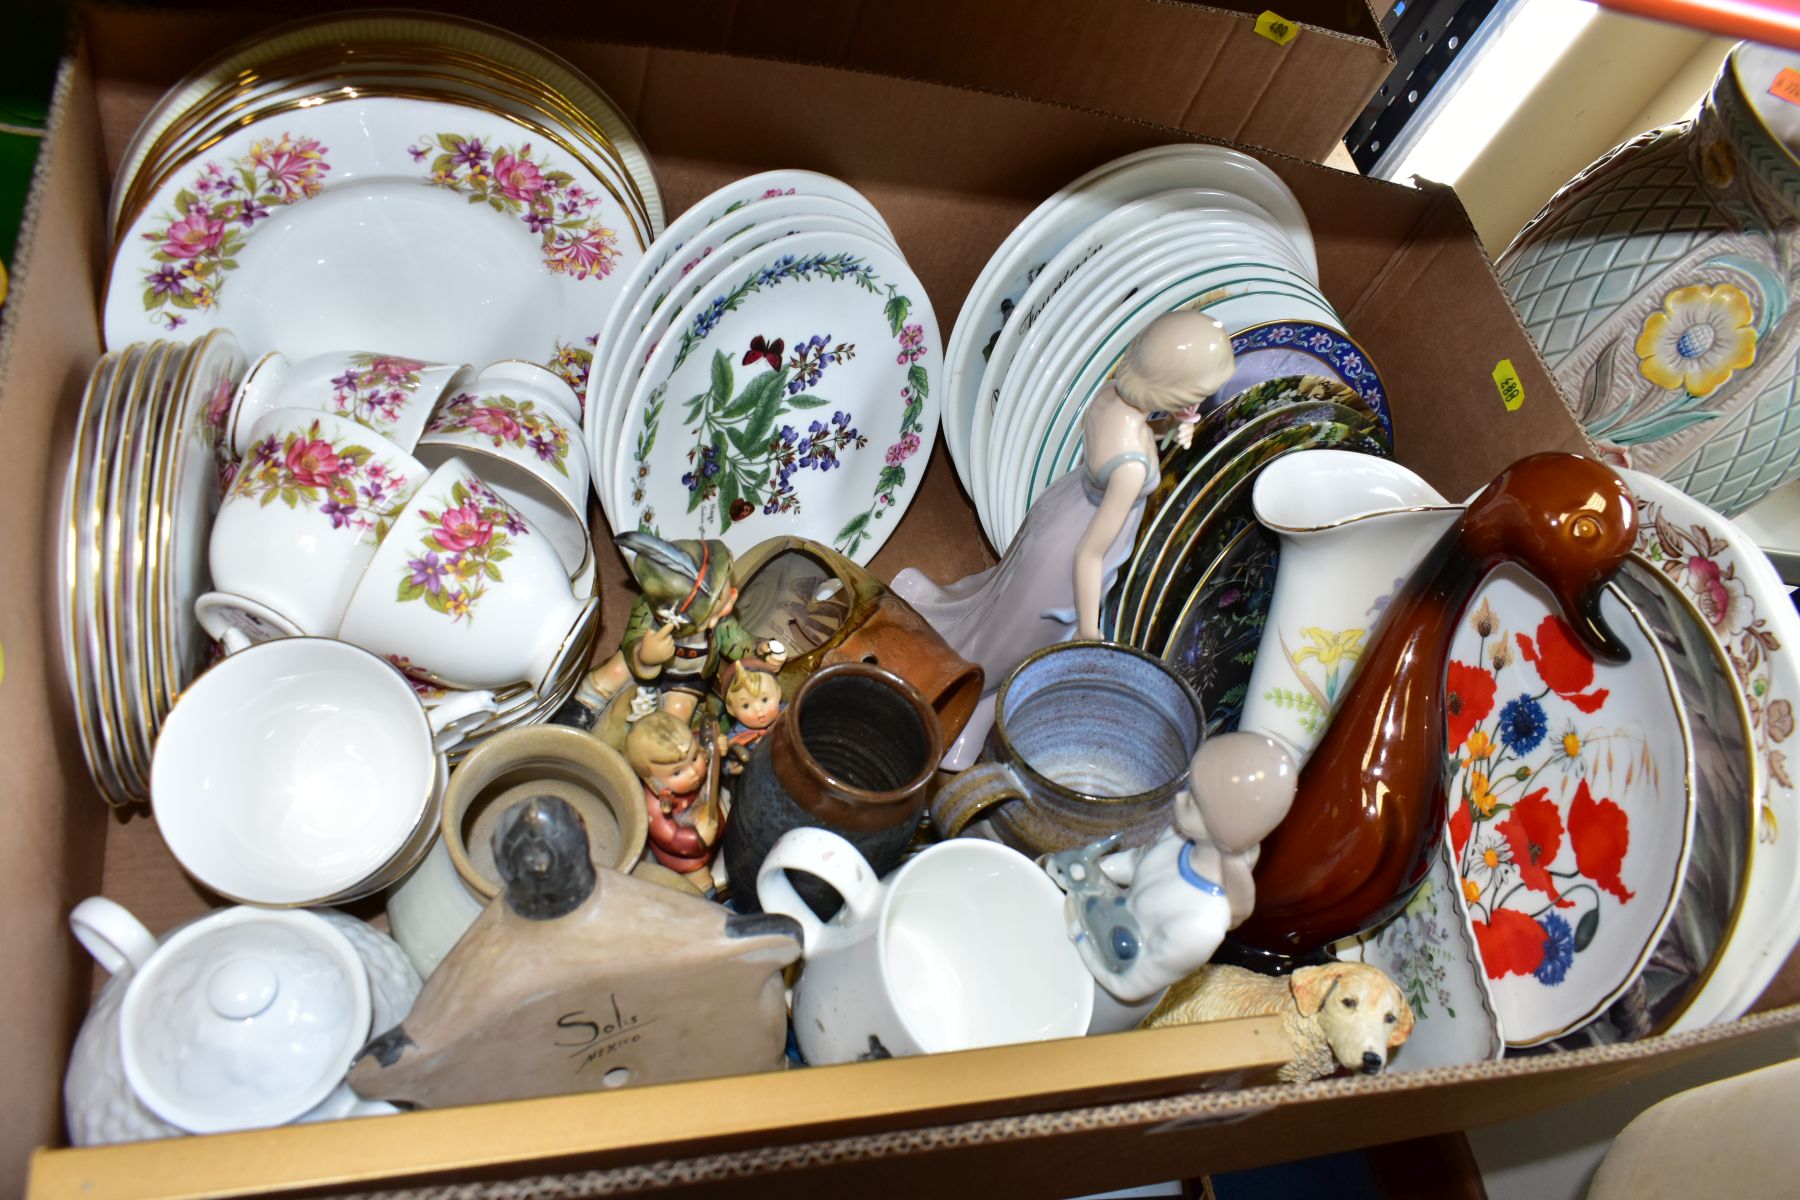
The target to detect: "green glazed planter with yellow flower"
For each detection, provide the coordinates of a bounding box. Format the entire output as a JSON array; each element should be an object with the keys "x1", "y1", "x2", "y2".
[{"x1": 1499, "y1": 42, "x2": 1800, "y2": 517}]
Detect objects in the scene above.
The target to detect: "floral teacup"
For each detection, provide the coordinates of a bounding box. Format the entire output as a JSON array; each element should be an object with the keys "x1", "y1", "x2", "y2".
[
  {"x1": 227, "y1": 349, "x2": 473, "y2": 457},
  {"x1": 337, "y1": 457, "x2": 597, "y2": 692},
  {"x1": 208, "y1": 409, "x2": 425, "y2": 636},
  {"x1": 416, "y1": 363, "x2": 592, "y2": 577}
]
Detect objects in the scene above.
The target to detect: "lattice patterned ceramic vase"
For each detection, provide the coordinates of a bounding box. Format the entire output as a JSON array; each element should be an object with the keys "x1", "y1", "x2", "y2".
[{"x1": 1498, "y1": 42, "x2": 1800, "y2": 517}]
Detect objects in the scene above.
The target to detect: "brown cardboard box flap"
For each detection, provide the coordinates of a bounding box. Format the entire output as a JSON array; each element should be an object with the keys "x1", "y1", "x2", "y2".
[{"x1": 79, "y1": 0, "x2": 1393, "y2": 164}]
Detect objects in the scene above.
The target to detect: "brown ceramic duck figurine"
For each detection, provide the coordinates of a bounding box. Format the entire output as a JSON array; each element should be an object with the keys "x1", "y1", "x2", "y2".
[
  {"x1": 348, "y1": 796, "x2": 801, "y2": 1108},
  {"x1": 1233, "y1": 453, "x2": 1636, "y2": 957}
]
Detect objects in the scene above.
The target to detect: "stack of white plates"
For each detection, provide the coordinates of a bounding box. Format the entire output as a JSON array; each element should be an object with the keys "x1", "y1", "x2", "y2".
[
  {"x1": 58, "y1": 334, "x2": 246, "y2": 806},
  {"x1": 103, "y1": 11, "x2": 659, "y2": 396},
  {"x1": 584, "y1": 171, "x2": 940, "y2": 564},
  {"x1": 945, "y1": 144, "x2": 1392, "y2": 553}
]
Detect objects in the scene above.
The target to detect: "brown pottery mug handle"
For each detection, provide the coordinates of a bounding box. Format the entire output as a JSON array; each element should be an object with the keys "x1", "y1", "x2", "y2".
[{"x1": 930, "y1": 763, "x2": 1028, "y2": 838}]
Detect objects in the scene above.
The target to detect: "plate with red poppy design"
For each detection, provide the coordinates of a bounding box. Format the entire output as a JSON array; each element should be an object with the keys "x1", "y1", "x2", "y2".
[
  {"x1": 104, "y1": 96, "x2": 645, "y2": 377},
  {"x1": 1446, "y1": 562, "x2": 1695, "y2": 1047}
]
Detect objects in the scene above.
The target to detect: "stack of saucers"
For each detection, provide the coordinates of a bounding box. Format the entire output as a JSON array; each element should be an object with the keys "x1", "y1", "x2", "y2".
[
  {"x1": 584, "y1": 170, "x2": 941, "y2": 564},
  {"x1": 57, "y1": 333, "x2": 246, "y2": 806},
  {"x1": 945, "y1": 145, "x2": 1394, "y2": 732},
  {"x1": 103, "y1": 11, "x2": 659, "y2": 395}
]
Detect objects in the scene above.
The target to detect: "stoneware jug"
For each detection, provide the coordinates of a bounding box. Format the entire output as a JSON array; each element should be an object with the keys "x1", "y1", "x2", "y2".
[
  {"x1": 725, "y1": 661, "x2": 942, "y2": 917},
  {"x1": 1498, "y1": 41, "x2": 1800, "y2": 516},
  {"x1": 63, "y1": 897, "x2": 418, "y2": 1146},
  {"x1": 1237, "y1": 450, "x2": 1456, "y2": 764}
]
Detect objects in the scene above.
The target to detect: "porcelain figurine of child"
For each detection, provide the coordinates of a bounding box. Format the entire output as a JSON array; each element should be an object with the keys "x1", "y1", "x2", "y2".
[
  {"x1": 626, "y1": 710, "x2": 727, "y2": 891},
  {"x1": 719, "y1": 664, "x2": 784, "y2": 777},
  {"x1": 1045, "y1": 732, "x2": 1297, "y2": 1003},
  {"x1": 577, "y1": 532, "x2": 786, "y2": 724},
  {"x1": 892, "y1": 311, "x2": 1236, "y2": 768}
]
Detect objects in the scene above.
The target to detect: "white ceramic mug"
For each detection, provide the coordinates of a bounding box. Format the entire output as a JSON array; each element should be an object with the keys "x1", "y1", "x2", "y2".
[
  {"x1": 151, "y1": 637, "x2": 498, "y2": 906},
  {"x1": 756, "y1": 828, "x2": 1093, "y2": 1065},
  {"x1": 415, "y1": 363, "x2": 592, "y2": 577},
  {"x1": 337, "y1": 456, "x2": 598, "y2": 692},
  {"x1": 228, "y1": 349, "x2": 473, "y2": 456},
  {"x1": 208, "y1": 408, "x2": 426, "y2": 637}
]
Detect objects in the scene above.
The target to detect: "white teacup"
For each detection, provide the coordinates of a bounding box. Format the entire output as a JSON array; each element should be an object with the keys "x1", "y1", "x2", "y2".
[
  {"x1": 337, "y1": 457, "x2": 598, "y2": 692},
  {"x1": 757, "y1": 828, "x2": 1093, "y2": 1065},
  {"x1": 151, "y1": 637, "x2": 498, "y2": 906},
  {"x1": 229, "y1": 350, "x2": 473, "y2": 457},
  {"x1": 209, "y1": 409, "x2": 425, "y2": 636},
  {"x1": 416, "y1": 363, "x2": 592, "y2": 577}
]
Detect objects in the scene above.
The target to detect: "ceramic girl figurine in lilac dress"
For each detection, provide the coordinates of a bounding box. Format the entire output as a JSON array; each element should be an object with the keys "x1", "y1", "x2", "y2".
[{"x1": 893, "y1": 311, "x2": 1236, "y2": 769}]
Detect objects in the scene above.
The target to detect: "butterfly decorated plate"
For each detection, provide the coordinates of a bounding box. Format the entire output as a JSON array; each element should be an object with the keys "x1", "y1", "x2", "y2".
[
  {"x1": 1446, "y1": 563, "x2": 1694, "y2": 1047},
  {"x1": 589, "y1": 193, "x2": 892, "y2": 480},
  {"x1": 1621, "y1": 468, "x2": 1800, "y2": 1030},
  {"x1": 597, "y1": 209, "x2": 900, "y2": 527},
  {"x1": 613, "y1": 229, "x2": 938, "y2": 564},
  {"x1": 105, "y1": 96, "x2": 645, "y2": 374},
  {"x1": 948, "y1": 145, "x2": 1313, "y2": 497},
  {"x1": 1545, "y1": 558, "x2": 1757, "y2": 1046}
]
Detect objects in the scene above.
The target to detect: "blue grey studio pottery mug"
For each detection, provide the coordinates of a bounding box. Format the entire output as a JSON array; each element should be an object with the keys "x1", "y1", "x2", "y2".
[{"x1": 930, "y1": 641, "x2": 1205, "y2": 856}]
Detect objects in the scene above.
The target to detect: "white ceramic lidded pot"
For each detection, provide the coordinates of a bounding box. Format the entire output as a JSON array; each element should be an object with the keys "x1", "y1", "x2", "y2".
[{"x1": 62, "y1": 897, "x2": 420, "y2": 1146}]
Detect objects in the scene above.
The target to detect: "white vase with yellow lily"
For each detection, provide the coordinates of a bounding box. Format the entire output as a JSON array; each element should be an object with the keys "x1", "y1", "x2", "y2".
[
  {"x1": 1238, "y1": 450, "x2": 1457, "y2": 764},
  {"x1": 1499, "y1": 41, "x2": 1800, "y2": 517}
]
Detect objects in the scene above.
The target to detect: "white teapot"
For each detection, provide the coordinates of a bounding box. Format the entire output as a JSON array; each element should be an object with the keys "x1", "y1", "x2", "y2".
[{"x1": 63, "y1": 897, "x2": 421, "y2": 1146}]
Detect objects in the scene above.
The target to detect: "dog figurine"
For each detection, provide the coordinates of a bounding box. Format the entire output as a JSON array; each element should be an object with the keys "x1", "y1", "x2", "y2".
[
  {"x1": 1043, "y1": 732, "x2": 1296, "y2": 1003},
  {"x1": 1142, "y1": 961, "x2": 1415, "y2": 1083}
]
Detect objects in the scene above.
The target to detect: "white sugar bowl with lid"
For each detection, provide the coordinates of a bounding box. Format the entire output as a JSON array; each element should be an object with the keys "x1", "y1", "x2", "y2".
[{"x1": 63, "y1": 897, "x2": 420, "y2": 1146}]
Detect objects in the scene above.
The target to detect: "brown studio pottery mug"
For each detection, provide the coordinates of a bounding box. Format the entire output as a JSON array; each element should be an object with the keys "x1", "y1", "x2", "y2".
[
  {"x1": 731, "y1": 536, "x2": 984, "y2": 745},
  {"x1": 724, "y1": 662, "x2": 942, "y2": 918},
  {"x1": 931, "y1": 641, "x2": 1206, "y2": 857}
]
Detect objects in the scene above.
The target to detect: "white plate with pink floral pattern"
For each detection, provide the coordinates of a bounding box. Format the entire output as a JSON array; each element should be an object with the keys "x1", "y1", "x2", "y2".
[
  {"x1": 104, "y1": 96, "x2": 645, "y2": 379},
  {"x1": 1623, "y1": 468, "x2": 1800, "y2": 1030},
  {"x1": 1446, "y1": 563, "x2": 1694, "y2": 1047},
  {"x1": 613, "y1": 229, "x2": 937, "y2": 564}
]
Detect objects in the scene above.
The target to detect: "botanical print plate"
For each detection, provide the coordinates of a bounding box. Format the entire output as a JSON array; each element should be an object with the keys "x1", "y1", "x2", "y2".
[
  {"x1": 1158, "y1": 522, "x2": 1278, "y2": 736},
  {"x1": 1446, "y1": 564, "x2": 1694, "y2": 1047},
  {"x1": 946, "y1": 145, "x2": 1314, "y2": 495},
  {"x1": 1335, "y1": 832, "x2": 1506, "y2": 1070},
  {"x1": 588, "y1": 195, "x2": 891, "y2": 489},
  {"x1": 613, "y1": 229, "x2": 939, "y2": 564},
  {"x1": 1621, "y1": 468, "x2": 1800, "y2": 1030},
  {"x1": 105, "y1": 96, "x2": 643, "y2": 378},
  {"x1": 1106, "y1": 384, "x2": 1380, "y2": 643},
  {"x1": 586, "y1": 174, "x2": 865, "y2": 433},
  {"x1": 1547, "y1": 560, "x2": 1756, "y2": 1046},
  {"x1": 1135, "y1": 414, "x2": 1386, "y2": 653},
  {"x1": 598, "y1": 210, "x2": 900, "y2": 530}
]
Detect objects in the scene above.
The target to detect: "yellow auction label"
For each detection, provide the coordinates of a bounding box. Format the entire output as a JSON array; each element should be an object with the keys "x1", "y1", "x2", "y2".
[
  {"x1": 1255, "y1": 11, "x2": 1298, "y2": 45},
  {"x1": 1493, "y1": 359, "x2": 1525, "y2": 411}
]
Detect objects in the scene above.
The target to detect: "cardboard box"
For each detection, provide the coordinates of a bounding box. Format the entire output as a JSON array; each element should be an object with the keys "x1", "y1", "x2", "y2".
[
  {"x1": 6, "y1": 5, "x2": 1797, "y2": 1196},
  {"x1": 82, "y1": 0, "x2": 1396, "y2": 165}
]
